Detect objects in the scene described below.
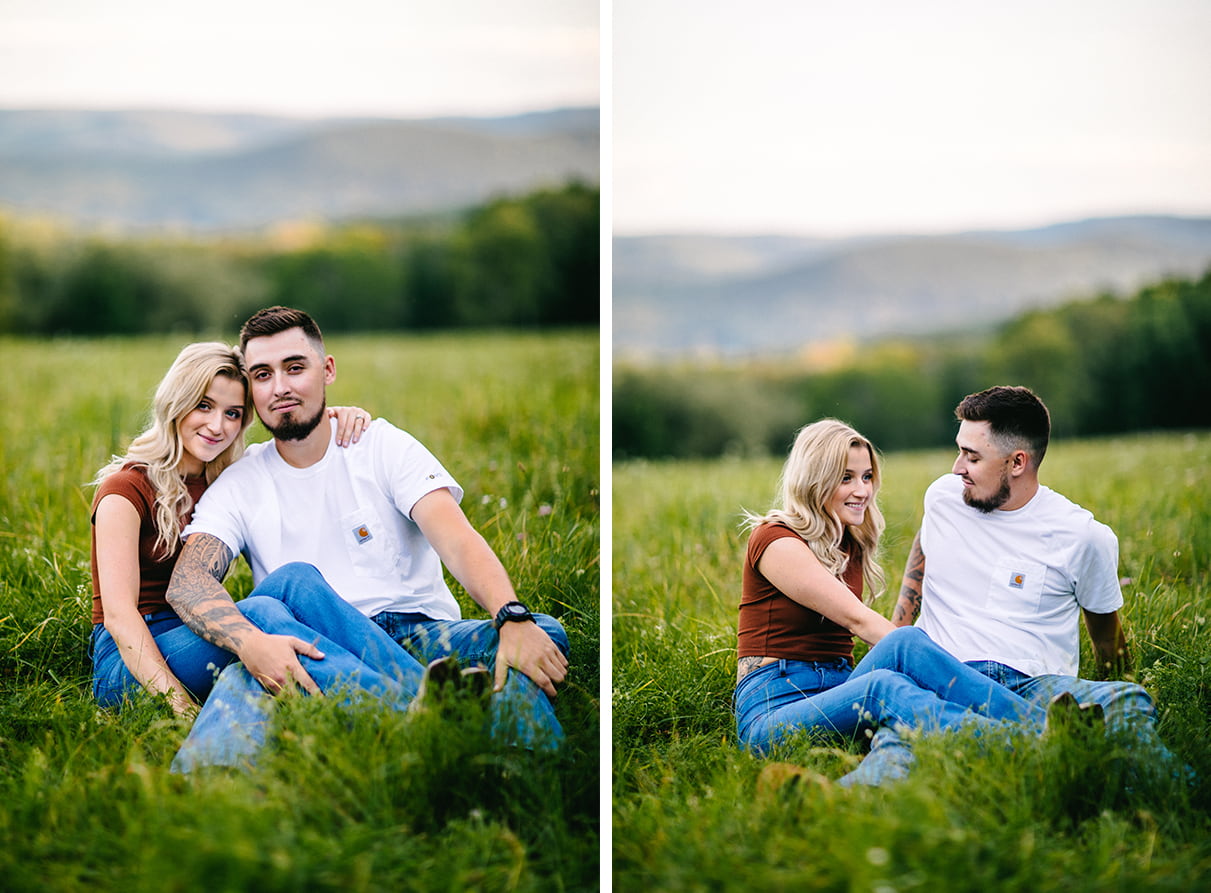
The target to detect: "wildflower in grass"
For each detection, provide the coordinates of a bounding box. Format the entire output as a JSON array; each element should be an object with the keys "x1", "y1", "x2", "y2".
[{"x1": 538, "y1": 504, "x2": 553, "y2": 517}]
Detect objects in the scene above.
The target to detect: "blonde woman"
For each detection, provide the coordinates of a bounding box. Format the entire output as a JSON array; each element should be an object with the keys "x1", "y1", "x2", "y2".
[
  {"x1": 734, "y1": 419, "x2": 1045, "y2": 785},
  {"x1": 90, "y1": 342, "x2": 422, "y2": 716}
]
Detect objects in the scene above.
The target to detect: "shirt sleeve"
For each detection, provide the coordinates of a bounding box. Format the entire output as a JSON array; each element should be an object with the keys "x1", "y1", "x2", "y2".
[
  {"x1": 92, "y1": 468, "x2": 153, "y2": 525},
  {"x1": 918, "y1": 474, "x2": 951, "y2": 557},
  {"x1": 1073, "y1": 519, "x2": 1124, "y2": 614},
  {"x1": 370, "y1": 421, "x2": 464, "y2": 519},
  {"x1": 747, "y1": 523, "x2": 801, "y2": 567},
  {"x1": 181, "y1": 464, "x2": 248, "y2": 559}
]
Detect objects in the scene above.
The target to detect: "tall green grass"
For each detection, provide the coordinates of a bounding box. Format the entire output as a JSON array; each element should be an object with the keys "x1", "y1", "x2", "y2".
[
  {"x1": 0, "y1": 331, "x2": 599, "y2": 892},
  {"x1": 614, "y1": 432, "x2": 1211, "y2": 889}
]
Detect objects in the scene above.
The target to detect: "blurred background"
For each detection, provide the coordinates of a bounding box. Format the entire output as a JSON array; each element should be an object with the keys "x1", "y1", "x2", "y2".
[
  {"x1": 613, "y1": 0, "x2": 1211, "y2": 458},
  {"x1": 0, "y1": 0, "x2": 600, "y2": 335}
]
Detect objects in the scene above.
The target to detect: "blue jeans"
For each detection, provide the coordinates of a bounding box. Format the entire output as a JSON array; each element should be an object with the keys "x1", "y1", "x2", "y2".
[
  {"x1": 965, "y1": 660, "x2": 1177, "y2": 755},
  {"x1": 372, "y1": 610, "x2": 569, "y2": 750},
  {"x1": 172, "y1": 563, "x2": 426, "y2": 772},
  {"x1": 847, "y1": 656, "x2": 1185, "y2": 788},
  {"x1": 92, "y1": 611, "x2": 239, "y2": 707},
  {"x1": 736, "y1": 627, "x2": 1044, "y2": 758}
]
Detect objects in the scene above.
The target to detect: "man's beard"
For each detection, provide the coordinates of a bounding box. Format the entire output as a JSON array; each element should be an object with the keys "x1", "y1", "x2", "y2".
[
  {"x1": 263, "y1": 400, "x2": 327, "y2": 442},
  {"x1": 963, "y1": 468, "x2": 1012, "y2": 514}
]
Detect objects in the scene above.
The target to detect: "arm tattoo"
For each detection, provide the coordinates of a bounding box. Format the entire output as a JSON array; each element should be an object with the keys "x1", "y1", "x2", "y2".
[
  {"x1": 736, "y1": 656, "x2": 766, "y2": 684},
  {"x1": 166, "y1": 534, "x2": 250, "y2": 653},
  {"x1": 892, "y1": 532, "x2": 925, "y2": 626}
]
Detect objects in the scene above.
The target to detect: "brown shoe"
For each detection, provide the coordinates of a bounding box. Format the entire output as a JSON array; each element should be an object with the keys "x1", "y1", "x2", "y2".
[
  {"x1": 756, "y1": 762, "x2": 834, "y2": 800},
  {"x1": 1046, "y1": 691, "x2": 1105, "y2": 736},
  {"x1": 459, "y1": 666, "x2": 493, "y2": 703},
  {"x1": 410, "y1": 656, "x2": 462, "y2": 712}
]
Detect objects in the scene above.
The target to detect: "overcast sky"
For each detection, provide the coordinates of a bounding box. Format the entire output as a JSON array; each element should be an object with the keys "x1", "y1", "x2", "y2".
[
  {"x1": 614, "y1": 0, "x2": 1211, "y2": 237},
  {"x1": 0, "y1": 0, "x2": 599, "y2": 118}
]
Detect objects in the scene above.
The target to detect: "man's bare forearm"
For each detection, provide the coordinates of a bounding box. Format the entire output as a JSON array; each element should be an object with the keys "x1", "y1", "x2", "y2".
[
  {"x1": 166, "y1": 533, "x2": 258, "y2": 654},
  {"x1": 1084, "y1": 609, "x2": 1132, "y2": 679},
  {"x1": 891, "y1": 531, "x2": 925, "y2": 627}
]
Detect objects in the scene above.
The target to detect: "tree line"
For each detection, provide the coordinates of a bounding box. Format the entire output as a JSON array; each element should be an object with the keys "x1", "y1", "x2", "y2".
[
  {"x1": 614, "y1": 268, "x2": 1211, "y2": 459},
  {"x1": 0, "y1": 181, "x2": 598, "y2": 336}
]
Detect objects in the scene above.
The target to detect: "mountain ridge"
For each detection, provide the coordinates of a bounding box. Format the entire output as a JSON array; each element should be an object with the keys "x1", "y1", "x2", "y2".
[
  {"x1": 614, "y1": 216, "x2": 1211, "y2": 357},
  {"x1": 0, "y1": 107, "x2": 599, "y2": 229}
]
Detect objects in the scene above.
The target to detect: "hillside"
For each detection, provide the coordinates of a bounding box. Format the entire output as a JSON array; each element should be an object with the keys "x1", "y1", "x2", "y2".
[
  {"x1": 614, "y1": 216, "x2": 1211, "y2": 357},
  {"x1": 0, "y1": 107, "x2": 599, "y2": 229}
]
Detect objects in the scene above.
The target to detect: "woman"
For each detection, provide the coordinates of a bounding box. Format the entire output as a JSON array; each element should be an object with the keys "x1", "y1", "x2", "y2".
[
  {"x1": 89, "y1": 341, "x2": 423, "y2": 717},
  {"x1": 733, "y1": 419, "x2": 1046, "y2": 783}
]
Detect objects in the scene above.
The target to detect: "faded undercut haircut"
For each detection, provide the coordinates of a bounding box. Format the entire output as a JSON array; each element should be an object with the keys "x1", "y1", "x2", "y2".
[
  {"x1": 239, "y1": 305, "x2": 325, "y2": 357},
  {"x1": 955, "y1": 385, "x2": 1051, "y2": 468}
]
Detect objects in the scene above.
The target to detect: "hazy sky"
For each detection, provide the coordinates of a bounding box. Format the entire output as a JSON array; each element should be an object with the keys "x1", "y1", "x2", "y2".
[
  {"x1": 0, "y1": 0, "x2": 598, "y2": 118},
  {"x1": 614, "y1": 0, "x2": 1211, "y2": 237}
]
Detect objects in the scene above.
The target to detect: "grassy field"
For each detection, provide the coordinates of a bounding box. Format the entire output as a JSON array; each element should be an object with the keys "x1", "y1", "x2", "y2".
[
  {"x1": 0, "y1": 331, "x2": 599, "y2": 892},
  {"x1": 614, "y1": 432, "x2": 1211, "y2": 890}
]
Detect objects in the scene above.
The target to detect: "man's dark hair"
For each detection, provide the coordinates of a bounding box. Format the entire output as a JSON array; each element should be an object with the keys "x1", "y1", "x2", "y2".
[
  {"x1": 956, "y1": 385, "x2": 1051, "y2": 468},
  {"x1": 239, "y1": 306, "x2": 325, "y2": 355}
]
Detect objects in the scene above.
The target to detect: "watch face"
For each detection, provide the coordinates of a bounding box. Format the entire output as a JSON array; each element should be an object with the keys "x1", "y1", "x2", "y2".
[{"x1": 498, "y1": 602, "x2": 531, "y2": 625}]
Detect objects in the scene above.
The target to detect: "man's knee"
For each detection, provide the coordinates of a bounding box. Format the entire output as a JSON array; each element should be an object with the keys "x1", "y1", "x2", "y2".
[
  {"x1": 532, "y1": 613, "x2": 569, "y2": 655},
  {"x1": 1097, "y1": 680, "x2": 1156, "y2": 722},
  {"x1": 258, "y1": 562, "x2": 325, "y2": 597},
  {"x1": 881, "y1": 625, "x2": 927, "y2": 654}
]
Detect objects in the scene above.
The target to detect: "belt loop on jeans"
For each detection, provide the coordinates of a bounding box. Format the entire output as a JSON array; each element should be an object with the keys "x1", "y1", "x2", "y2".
[{"x1": 141, "y1": 609, "x2": 177, "y2": 623}]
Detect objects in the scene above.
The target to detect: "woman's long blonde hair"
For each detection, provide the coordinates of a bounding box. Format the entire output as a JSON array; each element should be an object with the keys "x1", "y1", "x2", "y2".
[
  {"x1": 743, "y1": 418, "x2": 886, "y2": 596},
  {"x1": 94, "y1": 342, "x2": 253, "y2": 559}
]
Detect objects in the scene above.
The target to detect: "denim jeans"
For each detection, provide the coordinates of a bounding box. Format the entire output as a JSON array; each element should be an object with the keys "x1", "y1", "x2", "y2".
[
  {"x1": 172, "y1": 563, "x2": 426, "y2": 772},
  {"x1": 372, "y1": 610, "x2": 569, "y2": 750},
  {"x1": 736, "y1": 627, "x2": 1044, "y2": 757},
  {"x1": 173, "y1": 563, "x2": 570, "y2": 771},
  {"x1": 844, "y1": 654, "x2": 1183, "y2": 788},
  {"x1": 92, "y1": 611, "x2": 239, "y2": 707},
  {"x1": 964, "y1": 660, "x2": 1182, "y2": 761}
]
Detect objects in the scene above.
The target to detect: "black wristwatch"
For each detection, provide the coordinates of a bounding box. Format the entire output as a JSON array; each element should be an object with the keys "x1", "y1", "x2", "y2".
[{"x1": 494, "y1": 600, "x2": 534, "y2": 630}]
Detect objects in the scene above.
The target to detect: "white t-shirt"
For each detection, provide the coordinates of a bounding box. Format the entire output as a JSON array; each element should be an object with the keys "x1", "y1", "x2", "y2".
[
  {"x1": 915, "y1": 473, "x2": 1123, "y2": 677},
  {"x1": 184, "y1": 418, "x2": 465, "y2": 620}
]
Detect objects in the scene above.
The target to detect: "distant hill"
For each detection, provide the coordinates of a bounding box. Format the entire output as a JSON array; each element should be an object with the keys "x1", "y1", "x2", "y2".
[
  {"x1": 614, "y1": 216, "x2": 1211, "y2": 357},
  {"x1": 0, "y1": 107, "x2": 598, "y2": 229}
]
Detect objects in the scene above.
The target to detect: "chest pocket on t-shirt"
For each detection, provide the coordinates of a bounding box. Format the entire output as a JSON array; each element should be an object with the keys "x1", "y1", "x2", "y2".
[
  {"x1": 340, "y1": 508, "x2": 400, "y2": 578},
  {"x1": 985, "y1": 558, "x2": 1046, "y2": 616}
]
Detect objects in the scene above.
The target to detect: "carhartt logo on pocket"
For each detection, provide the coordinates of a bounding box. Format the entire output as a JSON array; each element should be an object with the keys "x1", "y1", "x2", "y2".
[
  {"x1": 1009, "y1": 572, "x2": 1026, "y2": 589},
  {"x1": 353, "y1": 524, "x2": 373, "y2": 544}
]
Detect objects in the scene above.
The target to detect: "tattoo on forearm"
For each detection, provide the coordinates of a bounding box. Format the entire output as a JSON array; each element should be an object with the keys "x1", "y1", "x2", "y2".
[
  {"x1": 892, "y1": 535, "x2": 925, "y2": 626},
  {"x1": 166, "y1": 534, "x2": 248, "y2": 652},
  {"x1": 737, "y1": 656, "x2": 765, "y2": 684}
]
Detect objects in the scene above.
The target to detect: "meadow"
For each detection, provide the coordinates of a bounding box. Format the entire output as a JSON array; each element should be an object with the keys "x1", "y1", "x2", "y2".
[
  {"x1": 0, "y1": 330, "x2": 600, "y2": 892},
  {"x1": 614, "y1": 432, "x2": 1211, "y2": 890}
]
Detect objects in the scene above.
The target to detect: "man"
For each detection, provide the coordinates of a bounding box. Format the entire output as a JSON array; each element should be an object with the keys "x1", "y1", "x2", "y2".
[
  {"x1": 890, "y1": 385, "x2": 1172, "y2": 758},
  {"x1": 166, "y1": 306, "x2": 569, "y2": 768}
]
